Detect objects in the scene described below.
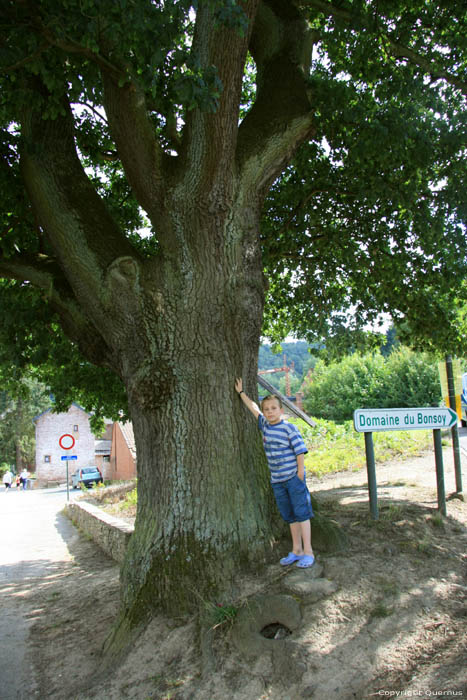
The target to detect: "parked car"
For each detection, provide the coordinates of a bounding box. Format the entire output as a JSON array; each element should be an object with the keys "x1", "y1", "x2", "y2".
[{"x1": 71, "y1": 466, "x2": 103, "y2": 489}]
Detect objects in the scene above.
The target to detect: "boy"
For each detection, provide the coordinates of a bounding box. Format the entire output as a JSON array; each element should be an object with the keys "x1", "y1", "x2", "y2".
[{"x1": 235, "y1": 378, "x2": 315, "y2": 568}]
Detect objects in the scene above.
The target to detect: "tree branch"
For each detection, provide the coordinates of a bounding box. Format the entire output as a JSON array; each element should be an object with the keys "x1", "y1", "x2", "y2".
[
  {"x1": 237, "y1": 1, "x2": 316, "y2": 195},
  {"x1": 386, "y1": 40, "x2": 467, "y2": 95},
  {"x1": 179, "y1": 0, "x2": 259, "y2": 195},
  {"x1": 101, "y1": 72, "x2": 169, "y2": 224},
  {"x1": 0, "y1": 254, "x2": 114, "y2": 367},
  {"x1": 19, "y1": 76, "x2": 139, "y2": 316},
  {"x1": 294, "y1": 0, "x2": 467, "y2": 95}
]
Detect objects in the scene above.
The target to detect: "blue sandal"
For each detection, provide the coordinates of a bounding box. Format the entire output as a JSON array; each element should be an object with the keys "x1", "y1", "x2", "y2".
[
  {"x1": 280, "y1": 552, "x2": 303, "y2": 566},
  {"x1": 296, "y1": 555, "x2": 315, "y2": 568}
]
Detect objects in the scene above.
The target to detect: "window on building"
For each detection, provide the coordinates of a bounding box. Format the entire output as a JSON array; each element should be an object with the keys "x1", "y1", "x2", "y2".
[
  {"x1": 73, "y1": 425, "x2": 79, "y2": 432},
  {"x1": 44, "y1": 455, "x2": 51, "y2": 463}
]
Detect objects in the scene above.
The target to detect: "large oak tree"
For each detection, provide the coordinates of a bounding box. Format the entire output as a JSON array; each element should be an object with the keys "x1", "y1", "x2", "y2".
[{"x1": 1, "y1": 0, "x2": 466, "y2": 642}]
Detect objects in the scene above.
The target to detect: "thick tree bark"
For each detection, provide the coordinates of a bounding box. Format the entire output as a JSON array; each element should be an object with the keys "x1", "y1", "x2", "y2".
[{"x1": 102, "y1": 198, "x2": 283, "y2": 645}]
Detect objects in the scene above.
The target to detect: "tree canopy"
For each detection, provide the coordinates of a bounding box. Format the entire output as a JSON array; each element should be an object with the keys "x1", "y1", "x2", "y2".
[
  {"x1": 0, "y1": 1, "x2": 466, "y2": 407},
  {"x1": 261, "y1": 2, "x2": 467, "y2": 352},
  {"x1": 0, "y1": 0, "x2": 467, "y2": 394}
]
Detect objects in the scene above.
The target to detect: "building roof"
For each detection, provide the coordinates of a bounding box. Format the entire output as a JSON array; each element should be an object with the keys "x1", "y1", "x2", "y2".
[
  {"x1": 33, "y1": 401, "x2": 90, "y2": 424},
  {"x1": 119, "y1": 421, "x2": 137, "y2": 459},
  {"x1": 95, "y1": 439, "x2": 111, "y2": 455}
]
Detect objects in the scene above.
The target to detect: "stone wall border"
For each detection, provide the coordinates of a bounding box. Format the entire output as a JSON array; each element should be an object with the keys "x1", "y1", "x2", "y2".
[{"x1": 65, "y1": 500, "x2": 134, "y2": 563}]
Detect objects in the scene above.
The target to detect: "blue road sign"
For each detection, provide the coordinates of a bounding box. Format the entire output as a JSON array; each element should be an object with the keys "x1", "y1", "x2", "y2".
[{"x1": 61, "y1": 455, "x2": 78, "y2": 461}]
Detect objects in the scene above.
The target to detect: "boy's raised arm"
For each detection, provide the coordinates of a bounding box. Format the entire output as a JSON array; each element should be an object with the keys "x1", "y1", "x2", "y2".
[{"x1": 235, "y1": 378, "x2": 261, "y2": 420}]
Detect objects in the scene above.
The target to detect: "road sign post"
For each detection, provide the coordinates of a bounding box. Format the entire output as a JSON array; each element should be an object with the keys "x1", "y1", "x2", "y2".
[
  {"x1": 433, "y1": 429, "x2": 447, "y2": 516},
  {"x1": 364, "y1": 432, "x2": 378, "y2": 520},
  {"x1": 354, "y1": 406, "x2": 457, "y2": 518},
  {"x1": 59, "y1": 434, "x2": 77, "y2": 501},
  {"x1": 61, "y1": 455, "x2": 77, "y2": 500}
]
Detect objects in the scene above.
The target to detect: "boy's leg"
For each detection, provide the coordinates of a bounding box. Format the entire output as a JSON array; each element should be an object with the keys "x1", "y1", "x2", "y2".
[
  {"x1": 286, "y1": 477, "x2": 314, "y2": 555},
  {"x1": 289, "y1": 521, "x2": 304, "y2": 555},
  {"x1": 289, "y1": 520, "x2": 313, "y2": 556},
  {"x1": 299, "y1": 519, "x2": 313, "y2": 556}
]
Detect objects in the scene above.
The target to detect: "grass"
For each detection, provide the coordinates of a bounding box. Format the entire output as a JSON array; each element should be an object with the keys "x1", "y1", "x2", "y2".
[
  {"x1": 203, "y1": 601, "x2": 238, "y2": 629},
  {"x1": 370, "y1": 602, "x2": 394, "y2": 619},
  {"x1": 429, "y1": 512, "x2": 445, "y2": 528},
  {"x1": 288, "y1": 417, "x2": 433, "y2": 478},
  {"x1": 380, "y1": 504, "x2": 404, "y2": 521}
]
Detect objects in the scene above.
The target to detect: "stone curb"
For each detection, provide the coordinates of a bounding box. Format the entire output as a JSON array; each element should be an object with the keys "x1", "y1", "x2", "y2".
[{"x1": 64, "y1": 501, "x2": 134, "y2": 563}]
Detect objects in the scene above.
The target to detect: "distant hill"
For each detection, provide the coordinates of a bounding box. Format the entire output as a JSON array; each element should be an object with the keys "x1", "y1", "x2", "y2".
[{"x1": 258, "y1": 341, "x2": 314, "y2": 378}]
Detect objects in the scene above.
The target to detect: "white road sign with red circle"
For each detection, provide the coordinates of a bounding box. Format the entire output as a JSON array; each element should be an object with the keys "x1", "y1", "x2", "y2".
[{"x1": 59, "y1": 434, "x2": 75, "y2": 450}]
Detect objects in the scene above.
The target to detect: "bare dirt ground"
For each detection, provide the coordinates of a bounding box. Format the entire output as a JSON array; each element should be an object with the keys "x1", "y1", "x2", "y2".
[{"x1": 18, "y1": 446, "x2": 467, "y2": 699}]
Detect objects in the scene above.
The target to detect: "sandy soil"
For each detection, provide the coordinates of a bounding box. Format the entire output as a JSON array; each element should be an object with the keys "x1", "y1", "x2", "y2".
[{"x1": 20, "y1": 448, "x2": 467, "y2": 699}]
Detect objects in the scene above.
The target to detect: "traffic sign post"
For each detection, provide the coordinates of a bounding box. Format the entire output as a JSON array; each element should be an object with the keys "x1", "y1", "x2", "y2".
[
  {"x1": 433, "y1": 430, "x2": 447, "y2": 516},
  {"x1": 59, "y1": 434, "x2": 77, "y2": 501},
  {"x1": 364, "y1": 432, "x2": 378, "y2": 520},
  {"x1": 353, "y1": 406, "x2": 457, "y2": 519}
]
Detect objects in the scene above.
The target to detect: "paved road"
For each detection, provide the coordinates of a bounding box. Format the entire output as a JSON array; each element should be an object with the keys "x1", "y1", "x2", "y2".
[
  {"x1": 0, "y1": 486, "x2": 79, "y2": 700},
  {"x1": 458, "y1": 425, "x2": 467, "y2": 455}
]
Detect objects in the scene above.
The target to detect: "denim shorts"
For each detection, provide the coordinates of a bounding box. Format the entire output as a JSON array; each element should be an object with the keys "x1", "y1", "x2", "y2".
[{"x1": 271, "y1": 475, "x2": 314, "y2": 524}]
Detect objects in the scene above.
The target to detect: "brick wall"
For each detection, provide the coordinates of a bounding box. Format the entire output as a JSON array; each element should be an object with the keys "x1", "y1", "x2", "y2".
[{"x1": 107, "y1": 422, "x2": 137, "y2": 481}]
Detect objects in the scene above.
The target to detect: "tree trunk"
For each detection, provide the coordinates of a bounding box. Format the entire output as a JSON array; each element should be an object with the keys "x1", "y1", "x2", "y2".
[
  {"x1": 104, "y1": 200, "x2": 281, "y2": 647},
  {"x1": 11, "y1": 3, "x2": 315, "y2": 647}
]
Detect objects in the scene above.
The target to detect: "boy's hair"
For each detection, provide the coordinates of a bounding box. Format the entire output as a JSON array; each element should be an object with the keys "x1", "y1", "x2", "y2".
[{"x1": 260, "y1": 394, "x2": 283, "y2": 410}]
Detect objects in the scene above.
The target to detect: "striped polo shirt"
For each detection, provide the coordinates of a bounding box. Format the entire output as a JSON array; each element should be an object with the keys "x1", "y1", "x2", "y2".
[{"x1": 258, "y1": 415, "x2": 308, "y2": 483}]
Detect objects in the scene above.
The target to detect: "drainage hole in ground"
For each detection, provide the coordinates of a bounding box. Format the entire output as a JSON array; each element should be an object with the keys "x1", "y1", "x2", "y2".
[{"x1": 260, "y1": 623, "x2": 292, "y2": 640}]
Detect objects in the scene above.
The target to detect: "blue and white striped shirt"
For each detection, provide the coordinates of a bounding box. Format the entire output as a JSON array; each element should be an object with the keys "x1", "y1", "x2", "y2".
[{"x1": 258, "y1": 415, "x2": 308, "y2": 483}]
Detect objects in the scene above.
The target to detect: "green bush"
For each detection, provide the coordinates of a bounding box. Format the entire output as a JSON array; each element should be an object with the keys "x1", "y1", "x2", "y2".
[{"x1": 303, "y1": 348, "x2": 441, "y2": 422}]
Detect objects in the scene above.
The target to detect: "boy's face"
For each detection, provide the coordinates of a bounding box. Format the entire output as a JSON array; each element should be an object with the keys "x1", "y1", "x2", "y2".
[{"x1": 262, "y1": 398, "x2": 283, "y2": 425}]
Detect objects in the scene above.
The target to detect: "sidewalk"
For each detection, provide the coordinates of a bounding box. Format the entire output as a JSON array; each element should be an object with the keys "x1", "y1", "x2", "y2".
[{"x1": 0, "y1": 486, "x2": 79, "y2": 700}]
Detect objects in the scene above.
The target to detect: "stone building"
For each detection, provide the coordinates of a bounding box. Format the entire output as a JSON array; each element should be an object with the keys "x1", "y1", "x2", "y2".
[{"x1": 34, "y1": 404, "x2": 96, "y2": 485}]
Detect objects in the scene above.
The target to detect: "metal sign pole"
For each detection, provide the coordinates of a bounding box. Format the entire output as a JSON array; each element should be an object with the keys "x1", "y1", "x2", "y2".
[
  {"x1": 433, "y1": 428, "x2": 447, "y2": 516},
  {"x1": 364, "y1": 432, "x2": 378, "y2": 520}
]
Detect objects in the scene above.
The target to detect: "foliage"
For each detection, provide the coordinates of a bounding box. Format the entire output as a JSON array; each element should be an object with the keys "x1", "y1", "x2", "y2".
[
  {"x1": 395, "y1": 284, "x2": 467, "y2": 354},
  {"x1": 0, "y1": 281, "x2": 129, "y2": 431},
  {"x1": 380, "y1": 327, "x2": 400, "y2": 358},
  {"x1": 302, "y1": 348, "x2": 441, "y2": 422},
  {"x1": 258, "y1": 341, "x2": 318, "y2": 394},
  {"x1": 0, "y1": 1, "x2": 464, "y2": 418},
  {"x1": 261, "y1": 2, "x2": 467, "y2": 355},
  {"x1": 258, "y1": 341, "x2": 316, "y2": 377},
  {"x1": 0, "y1": 377, "x2": 52, "y2": 469}
]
